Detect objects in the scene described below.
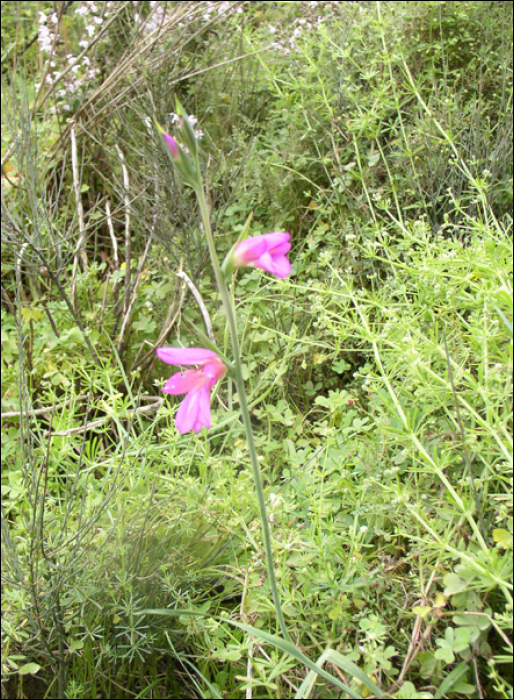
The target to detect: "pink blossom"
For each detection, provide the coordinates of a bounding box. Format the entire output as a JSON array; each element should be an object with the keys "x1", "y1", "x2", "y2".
[
  {"x1": 162, "y1": 132, "x2": 180, "y2": 160},
  {"x1": 232, "y1": 233, "x2": 291, "y2": 279},
  {"x1": 156, "y1": 347, "x2": 227, "y2": 434}
]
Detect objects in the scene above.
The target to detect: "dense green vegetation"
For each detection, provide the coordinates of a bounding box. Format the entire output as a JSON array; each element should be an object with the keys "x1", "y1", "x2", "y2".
[{"x1": 1, "y1": 1, "x2": 512, "y2": 698}]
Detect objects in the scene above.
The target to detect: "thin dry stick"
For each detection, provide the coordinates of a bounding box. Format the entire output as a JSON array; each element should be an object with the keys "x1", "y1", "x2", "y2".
[
  {"x1": 1, "y1": 286, "x2": 16, "y2": 315},
  {"x1": 105, "y1": 201, "x2": 119, "y2": 270},
  {"x1": 98, "y1": 270, "x2": 111, "y2": 326},
  {"x1": 115, "y1": 144, "x2": 131, "y2": 315},
  {"x1": 52, "y1": 2, "x2": 250, "y2": 146},
  {"x1": 139, "y1": 287, "x2": 187, "y2": 386},
  {"x1": 47, "y1": 397, "x2": 163, "y2": 437},
  {"x1": 116, "y1": 232, "x2": 153, "y2": 353},
  {"x1": 246, "y1": 646, "x2": 254, "y2": 700},
  {"x1": 49, "y1": 2, "x2": 196, "y2": 154},
  {"x1": 1, "y1": 394, "x2": 90, "y2": 420},
  {"x1": 1, "y1": 2, "x2": 133, "y2": 171},
  {"x1": 473, "y1": 656, "x2": 485, "y2": 700},
  {"x1": 101, "y1": 200, "x2": 120, "y2": 327},
  {"x1": 70, "y1": 123, "x2": 88, "y2": 311},
  {"x1": 130, "y1": 263, "x2": 186, "y2": 371},
  {"x1": 393, "y1": 569, "x2": 440, "y2": 690},
  {"x1": 176, "y1": 269, "x2": 215, "y2": 342},
  {"x1": 117, "y1": 167, "x2": 159, "y2": 353},
  {"x1": 239, "y1": 567, "x2": 254, "y2": 700},
  {"x1": 254, "y1": 644, "x2": 299, "y2": 693},
  {"x1": 27, "y1": 270, "x2": 60, "y2": 338}
]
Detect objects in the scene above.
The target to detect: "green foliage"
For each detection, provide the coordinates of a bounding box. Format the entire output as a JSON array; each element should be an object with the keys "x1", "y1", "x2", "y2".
[{"x1": 2, "y1": 1, "x2": 513, "y2": 698}]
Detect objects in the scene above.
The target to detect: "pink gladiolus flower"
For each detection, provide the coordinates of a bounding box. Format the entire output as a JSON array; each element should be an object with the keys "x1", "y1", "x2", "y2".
[
  {"x1": 162, "y1": 132, "x2": 180, "y2": 160},
  {"x1": 232, "y1": 233, "x2": 291, "y2": 279},
  {"x1": 156, "y1": 347, "x2": 227, "y2": 434}
]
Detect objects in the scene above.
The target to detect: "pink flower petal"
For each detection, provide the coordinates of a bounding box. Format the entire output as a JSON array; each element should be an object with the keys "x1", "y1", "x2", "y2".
[
  {"x1": 203, "y1": 360, "x2": 228, "y2": 386},
  {"x1": 174, "y1": 385, "x2": 212, "y2": 434},
  {"x1": 232, "y1": 233, "x2": 291, "y2": 278},
  {"x1": 267, "y1": 254, "x2": 292, "y2": 279},
  {"x1": 234, "y1": 236, "x2": 268, "y2": 262},
  {"x1": 193, "y1": 385, "x2": 211, "y2": 433},
  {"x1": 156, "y1": 347, "x2": 226, "y2": 433},
  {"x1": 156, "y1": 347, "x2": 219, "y2": 366},
  {"x1": 163, "y1": 133, "x2": 180, "y2": 160},
  {"x1": 234, "y1": 233, "x2": 290, "y2": 262},
  {"x1": 161, "y1": 369, "x2": 205, "y2": 395}
]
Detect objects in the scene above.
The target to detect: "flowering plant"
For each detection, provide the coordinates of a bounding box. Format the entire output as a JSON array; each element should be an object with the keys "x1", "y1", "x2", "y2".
[
  {"x1": 230, "y1": 232, "x2": 291, "y2": 279},
  {"x1": 156, "y1": 348, "x2": 226, "y2": 434},
  {"x1": 154, "y1": 98, "x2": 292, "y2": 642}
]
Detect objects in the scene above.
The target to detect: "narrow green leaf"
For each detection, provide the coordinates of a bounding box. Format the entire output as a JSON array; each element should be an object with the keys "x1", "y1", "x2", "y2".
[
  {"x1": 435, "y1": 661, "x2": 470, "y2": 698},
  {"x1": 495, "y1": 307, "x2": 513, "y2": 337},
  {"x1": 182, "y1": 318, "x2": 234, "y2": 374},
  {"x1": 227, "y1": 621, "x2": 381, "y2": 699}
]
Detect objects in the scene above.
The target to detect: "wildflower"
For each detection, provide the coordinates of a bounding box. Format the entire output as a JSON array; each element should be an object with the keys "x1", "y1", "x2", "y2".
[
  {"x1": 156, "y1": 347, "x2": 227, "y2": 434},
  {"x1": 230, "y1": 233, "x2": 291, "y2": 279},
  {"x1": 163, "y1": 132, "x2": 180, "y2": 160},
  {"x1": 155, "y1": 120, "x2": 199, "y2": 187}
]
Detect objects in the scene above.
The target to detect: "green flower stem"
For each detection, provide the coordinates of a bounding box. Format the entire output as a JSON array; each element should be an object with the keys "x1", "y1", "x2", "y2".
[{"x1": 196, "y1": 182, "x2": 290, "y2": 642}]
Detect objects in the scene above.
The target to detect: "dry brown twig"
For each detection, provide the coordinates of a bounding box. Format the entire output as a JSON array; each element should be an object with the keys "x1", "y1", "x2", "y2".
[
  {"x1": 70, "y1": 123, "x2": 89, "y2": 311},
  {"x1": 115, "y1": 144, "x2": 132, "y2": 316},
  {"x1": 105, "y1": 200, "x2": 119, "y2": 270},
  {"x1": 1, "y1": 394, "x2": 90, "y2": 420},
  {"x1": 1, "y1": 1, "x2": 134, "y2": 171},
  {"x1": 46, "y1": 396, "x2": 163, "y2": 437},
  {"x1": 176, "y1": 269, "x2": 215, "y2": 342}
]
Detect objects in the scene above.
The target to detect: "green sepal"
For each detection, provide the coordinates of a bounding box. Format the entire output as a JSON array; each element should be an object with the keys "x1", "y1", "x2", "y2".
[
  {"x1": 175, "y1": 97, "x2": 199, "y2": 159},
  {"x1": 154, "y1": 115, "x2": 199, "y2": 188},
  {"x1": 221, "y1": 211, "x2": 254, "y2": 280},
  {"x1": 182, "y1": 318, "x2": 235, "y2": 376}
]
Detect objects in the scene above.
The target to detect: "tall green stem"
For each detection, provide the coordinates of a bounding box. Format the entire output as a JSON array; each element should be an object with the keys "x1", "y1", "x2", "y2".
[{"x1": 196, "y1": 184, "x2": 290, "y2": 641}]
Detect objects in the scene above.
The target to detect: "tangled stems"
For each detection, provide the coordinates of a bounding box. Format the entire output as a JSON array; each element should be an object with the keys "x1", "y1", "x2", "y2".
[{"x1": 195, "y1": 183, "x2": 291, "y2": 643}]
